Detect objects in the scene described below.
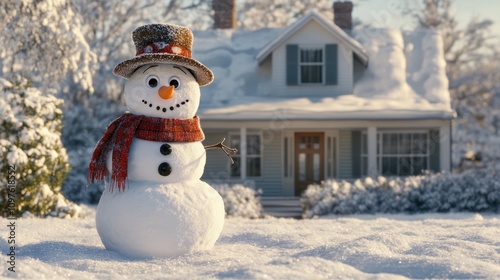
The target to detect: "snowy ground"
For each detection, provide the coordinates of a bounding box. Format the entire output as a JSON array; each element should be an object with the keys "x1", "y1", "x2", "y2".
[{"x1": 2, "y1": 206, "x2": 500, "y2": 279}]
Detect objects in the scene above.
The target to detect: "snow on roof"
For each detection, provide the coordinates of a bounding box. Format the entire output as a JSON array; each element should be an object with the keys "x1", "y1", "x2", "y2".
[{"x1": 193, "y1": 22, "x2": 453, "y2": 121}]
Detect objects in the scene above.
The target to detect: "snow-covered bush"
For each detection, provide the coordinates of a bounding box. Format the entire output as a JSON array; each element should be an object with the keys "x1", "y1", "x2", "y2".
[
  {"x1": 302, "y1": 169, "x2": 500, "y2": 218},
  {"x1": 212, "y1": 184, "x2": 263, "y2": 218},
  {"x1": 0, "y1": 79, "x2": 80, "y2": 218},
  {"x1": 61, "y1": 96, "x2": 124, "y2": 204}
]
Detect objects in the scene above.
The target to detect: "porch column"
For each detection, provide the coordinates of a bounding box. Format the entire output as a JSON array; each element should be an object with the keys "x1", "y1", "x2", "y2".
[
  {"x1": 440, "y1": 124, "x2": 451, "y2": 171},
  {"x1": 367, "y1": 126, "x2": 378, "y2": 177},
  {"x1": 240, "y1": 127, "x2": 247, "y2": 180}
]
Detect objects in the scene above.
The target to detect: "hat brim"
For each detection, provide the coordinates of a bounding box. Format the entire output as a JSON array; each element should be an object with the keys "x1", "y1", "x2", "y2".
[{"x1": 113, "y1": 54, "x2": 214, "y2": 86}]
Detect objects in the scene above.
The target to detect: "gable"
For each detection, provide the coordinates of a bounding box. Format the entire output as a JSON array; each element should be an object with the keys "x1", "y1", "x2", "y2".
[
  {"x1": 256, "y1": 11, "x2": 368, "y2": 66},
  {"x1": 282, "y1": 20, "x2": 344, "y2": 87},
  {"x1": 285, "y1": 19, "x2": 339, "y2": 45}
]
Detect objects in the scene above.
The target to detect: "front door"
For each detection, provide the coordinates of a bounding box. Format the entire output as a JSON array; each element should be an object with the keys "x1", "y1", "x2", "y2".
[{"x1": 294, "y1": 132, "x2": 325, "y2": 196}]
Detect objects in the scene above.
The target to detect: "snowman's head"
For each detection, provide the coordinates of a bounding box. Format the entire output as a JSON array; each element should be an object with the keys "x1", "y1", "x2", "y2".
[{"x1": 124, "y1": 64, "x2": 200, "y2": 119}]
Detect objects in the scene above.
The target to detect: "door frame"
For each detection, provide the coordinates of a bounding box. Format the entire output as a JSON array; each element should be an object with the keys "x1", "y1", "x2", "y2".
[
  {"x1": 294, "y1": 132, "x2": 325, "y2": 196},
  {"x1": 282, "y1": 130, "x2": 339, "y2": 197}
]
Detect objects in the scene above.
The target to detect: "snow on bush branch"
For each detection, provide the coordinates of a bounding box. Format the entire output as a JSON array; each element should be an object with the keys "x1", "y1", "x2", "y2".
[
  {"x1": 0, "y1": 78, "x2": 81, "y2": 218},
  {"x1": 212, "y1": 184, "x2": 263, "y2": 219},
  {"x1": 301, "y1": 170, "x2": 500, "y2": 218}
]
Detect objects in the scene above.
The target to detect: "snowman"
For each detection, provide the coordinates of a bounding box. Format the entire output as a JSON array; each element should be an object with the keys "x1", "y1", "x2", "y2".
[{"x1": 88, "y1": 23, "x2": 236, "y2": 258}]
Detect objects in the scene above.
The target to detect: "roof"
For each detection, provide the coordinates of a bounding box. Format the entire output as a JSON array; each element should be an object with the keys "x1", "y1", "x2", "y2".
[
  {"x1": 196, "y1": 97, "x2": 454, "y2": 121},
  {"x1": 255, "y1": 11, "x2": 369, "y2": 66},
  {"x1": 193, "y1": 15, "x2": 453, "y2": 121}
]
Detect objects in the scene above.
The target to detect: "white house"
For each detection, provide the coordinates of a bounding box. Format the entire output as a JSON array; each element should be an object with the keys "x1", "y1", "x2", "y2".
[{"x1": 195, "y1": 2, "x2": 454, "y2": 197}]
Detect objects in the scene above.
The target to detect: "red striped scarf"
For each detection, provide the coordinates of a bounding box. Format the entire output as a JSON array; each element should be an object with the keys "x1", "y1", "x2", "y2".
[{"x1": 88, "y1": 113, "x2": 204, "y2": 191}]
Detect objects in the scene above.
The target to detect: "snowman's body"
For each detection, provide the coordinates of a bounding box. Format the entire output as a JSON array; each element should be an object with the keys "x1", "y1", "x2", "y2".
[
  {"x1": 95, "y1": 64, "x2": 224, "y2": 258},
  {"x1": 118, "y1": 139, "x2": 206, "y2": 183}
]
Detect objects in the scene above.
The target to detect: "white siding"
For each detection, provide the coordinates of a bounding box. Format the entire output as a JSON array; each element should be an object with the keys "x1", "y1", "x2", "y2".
[
  {"x1": 202, "y1": 130, "x2": 283, "y2": 197},
  {"x1": 439, "y1": 123, "x2": 451, "y2": 171},
  {"x1": 257, "y1": 131, "x2": 283, "y2": 196},
  {"x1": 256, "y1": 55, "x2": 274, "y2": 96},
  {"x1": 272, "y1": 20, "x2": 353, "y2": 97},
  {"x1": 338, "y1": 130, "x2": 352, "y2": 179},
  {"x1": 202, "y1": 132, "x2": 231, "y2": 184}
]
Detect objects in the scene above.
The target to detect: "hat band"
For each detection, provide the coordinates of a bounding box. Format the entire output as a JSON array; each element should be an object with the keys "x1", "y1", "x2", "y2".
[{"x1": 136, "y1": 42, "x2": 192, "y2": 58}]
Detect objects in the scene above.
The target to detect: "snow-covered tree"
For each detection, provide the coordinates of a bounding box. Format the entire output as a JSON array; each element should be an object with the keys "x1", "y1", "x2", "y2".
[
  {"x1": 0, "y1": 0, "x2": 97, "y2": 99},
  {"x1": 408, "y1": 0, "x2": 500, "y2": 170},
  {"x1": 73, "y1": 0, "x2": 211, "y2": 101},
  {"x1": 0, "y1": 79, "x2": 80, "y2": 218},
  {"x1": 411, "y1": 0, "x2": 496, "y2": 85},
  {"x1": 238, "y1": 0, "x2": 333, "y2": 29}
]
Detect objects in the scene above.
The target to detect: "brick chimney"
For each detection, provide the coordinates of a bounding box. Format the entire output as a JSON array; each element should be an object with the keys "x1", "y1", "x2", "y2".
[
  {"x1": 333, "y1": 1, "x2": 353, "y2": 30},
  {"x1": 213, "y1": 0, "x2": 236, "y2": 29}
]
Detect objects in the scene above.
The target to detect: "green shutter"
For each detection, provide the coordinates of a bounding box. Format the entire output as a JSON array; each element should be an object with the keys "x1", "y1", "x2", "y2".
[
  {"x1": 286, "y1": 44, "x2": 298, "y2": 85},
  {"x1": 352, "y1": 131, "x2": 361, "y2": 178},
  {"x1": 325, "y1": 44, "x2": 338, "y2": 85},
  {"x1": 429, "y1": 129, "x2": 440, "y2": 172}
]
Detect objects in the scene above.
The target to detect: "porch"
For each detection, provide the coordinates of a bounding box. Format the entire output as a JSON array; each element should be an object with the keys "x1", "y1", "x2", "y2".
[{"x1": 202, "y1": 119, "x2": 452, "y2": 198}]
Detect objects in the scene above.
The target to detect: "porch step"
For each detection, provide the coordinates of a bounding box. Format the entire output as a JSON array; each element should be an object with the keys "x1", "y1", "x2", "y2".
[{"x1": 261, "y1": 197, "x2": 303, "y2": 218}]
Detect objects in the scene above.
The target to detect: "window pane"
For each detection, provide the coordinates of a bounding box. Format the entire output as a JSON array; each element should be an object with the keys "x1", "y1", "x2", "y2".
[
  {"x1": 230, "y1": 157, "x2": 240, "y2": 177},
  {"x1": 412, "y1": 133, "x2": 428, "y2": 155},
  {"x1": 398, "y1": 157, "x2": 412, "y2": 176},
  {"x1": 247, "y1": 135, "x2": 261, "y2": 155},
  {"x1": 398, "y1": 134, "x2": 411, "y2": 154},
  {"x1": 313, "y1": 153, "x2": 320, "y2": 181},
  {"x1": 377, "y1": 133, "x2": 381, "y2": 154},
  {"x1": 300, "y1": 48, "x2": 322, "y2": 62},
  {"x1": 362, "y1": 133, "x2": 367, "y2": 155},
  {"x1": 412, "y1": 156, "x2": 427, "y2": 175},
  {"x1": 247, "y1": 157, "x2": 261, "y2": 177},
  {"x1": 301, "y1": 65, "x2": 322, "y2": 83},
  {"x1": 383, "y1": 134, "x2": 398, "y2": 154},
  {"x1": 299, "y1": 153, "x2": 306, "y2": 181},
  {"x1": 310, "y1": 136, "x2": 320, "y2": 149},
  {"x1": 284, "y1": 138, "x2": 288, "y2": 177},
  {"x1": 299, "y1": 136, "x2": 306, "y2": 149},
  {"x1": 230, "y1": 135, "x2": 240, "y2": 150},
  {"x1": 382, "y1": 157, "x2": 397, "y2": 176}
]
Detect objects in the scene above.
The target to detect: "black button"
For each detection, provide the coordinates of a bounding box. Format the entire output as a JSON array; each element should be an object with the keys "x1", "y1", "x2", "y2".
[
  {"x1": 158, "y1": 162, "x2": 172, "y2": 176},
  {"x1": 160, "y1": 144, "x2": 172, "y2": 155}
]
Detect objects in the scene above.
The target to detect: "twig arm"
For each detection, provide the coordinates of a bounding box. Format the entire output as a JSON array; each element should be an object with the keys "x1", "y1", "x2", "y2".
[{"x1": 205, "y1": 138, "x2": 238, "y2": 164}]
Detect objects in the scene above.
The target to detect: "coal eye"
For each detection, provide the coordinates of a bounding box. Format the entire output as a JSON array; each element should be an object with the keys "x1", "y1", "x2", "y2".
[
  {"x1": 169, "y1": 77, "x2": 180, "y2": 89},
  {"x1": 146, "y1": 75, "x2": 159, "y2": 88}
]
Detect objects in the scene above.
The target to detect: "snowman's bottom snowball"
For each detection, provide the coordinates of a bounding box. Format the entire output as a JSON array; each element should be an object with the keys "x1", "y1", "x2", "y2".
[{"x1": 96, "y1": 180, "x2": 225, "y2": 258}]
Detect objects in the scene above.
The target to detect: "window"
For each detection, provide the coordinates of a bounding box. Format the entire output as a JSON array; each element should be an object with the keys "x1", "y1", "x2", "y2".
[
  {"x1": 361, "y1": 132, "x2": 430, "y2": 176},
  {"x1": 229, "y1": 133, "x2": 262, "y2": 177},
  {"x1": 286, "y1": 44, "x2": 337, "y2": 86},
  {"x1": 300, "y1": 47, "x2": 323, "y2": 84}
]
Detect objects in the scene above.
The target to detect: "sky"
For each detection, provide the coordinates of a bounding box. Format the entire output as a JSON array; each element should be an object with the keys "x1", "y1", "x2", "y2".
[{"x1": 352, "y1": 0, "x2": 499, "y2": 36}]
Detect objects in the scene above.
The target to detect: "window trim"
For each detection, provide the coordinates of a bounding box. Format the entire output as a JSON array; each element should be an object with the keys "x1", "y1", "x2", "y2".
[
  {"x1": 361, "y1": 130, "x2": 431, "y2": 176},
  {"x1": 228, "y1": 131, "x2": 263, "y2": 179},
  {"x1": 298, "y1": 45, "x2": 325, "y2": 85}
]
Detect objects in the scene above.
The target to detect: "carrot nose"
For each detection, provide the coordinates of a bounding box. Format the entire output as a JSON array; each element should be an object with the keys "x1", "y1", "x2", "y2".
[{"x1": 158, "y1": 85, "x2": 174, "y2": 99}]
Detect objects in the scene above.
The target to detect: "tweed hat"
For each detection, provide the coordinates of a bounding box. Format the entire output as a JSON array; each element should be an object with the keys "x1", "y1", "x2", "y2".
[{"x1": 113, "y1": 23, "x2": 214, "y2": 86}]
